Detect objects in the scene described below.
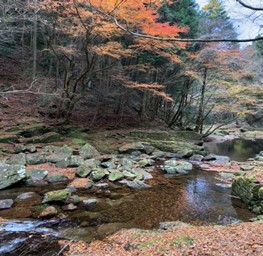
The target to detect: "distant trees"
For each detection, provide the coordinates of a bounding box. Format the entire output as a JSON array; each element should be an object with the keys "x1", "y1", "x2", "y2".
[{"x1": 1, "y1": 0, "x2": 262, "y2": 131}]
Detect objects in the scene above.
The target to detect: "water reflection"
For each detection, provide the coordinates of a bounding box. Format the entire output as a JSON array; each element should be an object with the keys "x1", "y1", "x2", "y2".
[
  {"x1": 204, "y1": 138, "x2": 263, "y2": 161},
  {"x1": 86, "y1": 170, "x2": 256, "y2": 231}
]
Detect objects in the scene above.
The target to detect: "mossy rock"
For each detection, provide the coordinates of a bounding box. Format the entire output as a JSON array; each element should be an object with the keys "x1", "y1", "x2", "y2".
[
  {"x1": 150, "y1": 140, "x2": 202, "y2": 157},
  {"x1": 26, "y1": 132, "x2": 62, "y2": 143},
  {"x1": 19, "y1": 123, "x2": 48, "y2": 137},
  {"x1": 42, "y1": 189, "x2": 71, "y2": 203},
  {"x1": 0, "y1": 134, "x2": 18, "y2": 143},
  {"x1": 232, "y1": 176, "x2": 262, "y2": 214},
  {"x1": 47, "y1": 174, "x2": 68, "y2": 183},
  {"x1": 71, "y1": 138, "x2": 86, "y2": 145},
  {"x1": 129, "y1": 130, "x2": 170, "y2": 140}
]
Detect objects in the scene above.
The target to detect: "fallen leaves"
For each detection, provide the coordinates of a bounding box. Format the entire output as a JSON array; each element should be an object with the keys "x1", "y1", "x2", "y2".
[{"x1": 63, "y1": 222, "x2": 263, "y2": 256}]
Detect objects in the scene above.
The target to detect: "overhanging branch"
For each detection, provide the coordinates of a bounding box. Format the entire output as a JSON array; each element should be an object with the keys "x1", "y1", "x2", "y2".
[
  {"x1": 236, "y1": 0, "x2": 263, "y2": 11},
  {"x1": 92, "y1": 5, "x2": 263, "y2": 43}
]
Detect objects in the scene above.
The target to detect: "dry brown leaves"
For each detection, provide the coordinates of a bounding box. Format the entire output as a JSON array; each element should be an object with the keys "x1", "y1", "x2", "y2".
[
  {"x1": 26, "y1": 163, "x2": 76, "y2": 180},
  {"x1": 64, "y1": 222, "x2": 263, "y2": 256},
  {"x1": 69, "y1": 178, "x2": 92, "y2": 189}
]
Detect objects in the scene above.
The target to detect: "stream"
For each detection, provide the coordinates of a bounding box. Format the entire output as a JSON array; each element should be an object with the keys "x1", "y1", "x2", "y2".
[
  {"x1": 1, "y1": 137, "x2": 263, "y2": 255},
  {"x1": 0, "y1": 167, "x2": 256, "y2": 255}
]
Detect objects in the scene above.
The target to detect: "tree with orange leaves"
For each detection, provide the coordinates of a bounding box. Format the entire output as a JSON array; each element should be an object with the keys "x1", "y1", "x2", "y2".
[{"x1": 33, "y1": 0, "x2": 186, "y2": 122}]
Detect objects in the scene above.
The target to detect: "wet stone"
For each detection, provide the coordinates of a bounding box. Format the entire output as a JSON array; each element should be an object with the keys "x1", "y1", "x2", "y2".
[
  {"x1": 83, "y1": 199, "x2": 98, "y2": 206},
  {"x1": 26, "y1": 154, "x2": 46, "y2": 165},
  {"x1": 47, "y1": 174, "x2": 68, "y2": 183},
  {"x1": 95, "y1": 183, "x2": 109, "y2": 189},
  {"x1": 15, "y1": 192, "x2": 42, "y2": 206},
  {"x1": 62, "y1": 203, "x2": 78, "y2": 211},
  {"x1": 0, "y1": 199, "x2": 14, "y2": 209},
  {"x1": 6, "y1": 153, "x2": 26, "y2": 165},
  {"x1": 27, "y1": 169, "x2": 48, "y2": 181},
  {"x1": 39, "y1": 206, "x2": 58, "y2": 218}
]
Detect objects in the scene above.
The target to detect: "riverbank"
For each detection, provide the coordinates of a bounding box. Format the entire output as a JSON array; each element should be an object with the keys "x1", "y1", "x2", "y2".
[{"x1": 0, "y1": 120, "x2": 263, "y2": 255}]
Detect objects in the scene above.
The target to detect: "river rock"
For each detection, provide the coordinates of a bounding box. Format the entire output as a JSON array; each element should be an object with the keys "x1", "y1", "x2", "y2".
[
  {"x1": 138, "y1": 159, "x2": 155, "y2": 167},
  {"x1": 95, "y1": 183, "x2": 109, "y2": 189},
  {"x1": 163, "y1": 160, "x2": 192, "y2": 174},
  {"x1": 67, "y1": 156, "x2": 84, "y2": 167},
  {"x1": 100, "y1": 161, "x2": 117, "y2": 169},
  {"x1": 90, "y1": 169, "x2": 107, "y2": 181},
  {"x1": 120, "y1": 179, "x2": 151, "y2": 189},
  {"x1": 151, "y1": 151, "x2": 165, "y2": 159},
  {"x1": 15, "y1": 192, "x2": 42, "y2": 206},
  {"x1": 121, "y1": 158, "x2": 133, "y2": 171},
  {"x1": 119, "y1": 142, "x2": 154, "y2": 154},
  {"x1": 83, "y1": 198, "x2": 97, "y2": 206},
  {"x1": 26, "y1": 154, "x2": 46, "y2": 165},
  {"x1": 76, "y1": 158, "x2": 99, "y2": 177},
  {"x1": 123, "y1": 170, "x2": 137, "y2": 180},
  {"x1": 6, "y1": 153, "x2": 26, "y2": 165},
  {"x1": 0, "y1": 164, "x2": 26, "y2": 190},
  {"x1": 108, "y1": 171, "x2": 124, "y2": 182},
  {"x1": 47, "y1": 174, "x2": 68, "y2": 183},
  {"x1": 0, "y1": 199, "x2": 14, "y2": 209},
  {"x1": 62, "y1": 203, "x2": 78, "y2": 211},
  {"x1": 189, "y1": 154, "x2": 204, "y2": 162},
  {"x1": 27, "y1": 169, "x2": 48, "y2": 181},
  {"x1": 79, "y1": 143, "x2": 100, "y2": 159},
  {"x1": 204, "y1": 154, "x2": 230, "y2": 163},
  {"x1": 42, "y1": 189, "x2": 71, "y2": 203},
  {"x1": 28, "y1": 132, "x2": 61, "y2": 143},
  {"x1": 39, "y1": 206, "x2": 58, "y2": 218}
]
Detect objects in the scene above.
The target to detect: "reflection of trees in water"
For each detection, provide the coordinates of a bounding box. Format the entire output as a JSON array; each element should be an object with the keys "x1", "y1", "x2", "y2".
[{"x1": 204, "y1": 139, "x2": 263, "y2": 161}]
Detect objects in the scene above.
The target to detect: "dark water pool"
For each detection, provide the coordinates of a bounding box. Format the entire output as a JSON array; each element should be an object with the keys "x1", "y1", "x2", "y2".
[{"x1": 204, "y1": 138, "x2": 263, "y2": 161}]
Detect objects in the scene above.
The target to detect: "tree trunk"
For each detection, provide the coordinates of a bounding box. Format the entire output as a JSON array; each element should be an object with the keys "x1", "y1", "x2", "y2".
[{"x1": 195, "y1": 68, "x2": 207, "y2": 134}]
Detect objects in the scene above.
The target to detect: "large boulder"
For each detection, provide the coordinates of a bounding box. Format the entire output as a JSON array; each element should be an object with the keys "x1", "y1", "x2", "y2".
[
  {"x1": 0, "y1": 164, "x2": 26, "y2": 190},
  {"x1": 163, "y1": 160, "x2": 192, "y2": 175}
]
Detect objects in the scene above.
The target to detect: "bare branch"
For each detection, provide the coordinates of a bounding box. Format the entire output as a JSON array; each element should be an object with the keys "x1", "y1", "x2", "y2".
[{"x1": 236, "y1": 0, "x2": 263, "y2": 11}]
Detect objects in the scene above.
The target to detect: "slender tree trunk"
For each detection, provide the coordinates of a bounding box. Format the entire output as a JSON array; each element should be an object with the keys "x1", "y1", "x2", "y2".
[
  {"x1": 195, "y1": 68, "x2": 207, "y2": 134},
  {"x1": 32, "y1": 1, "x2": 38, "y2": 79}
]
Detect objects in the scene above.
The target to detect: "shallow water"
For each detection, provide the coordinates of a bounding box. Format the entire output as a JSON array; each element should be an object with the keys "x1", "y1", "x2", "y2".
[
  {"x1": 0, "y1": 169, "x2": 256, "y2": 253},
  {"x1": 59, "y1": 170, "x2": 255, "y2": 241},
  {"x1": 204, "y1": 138, "x2": 263, "y2": 161}
]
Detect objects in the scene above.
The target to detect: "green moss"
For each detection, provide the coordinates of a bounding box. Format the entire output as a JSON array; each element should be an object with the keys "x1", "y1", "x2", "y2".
[
  {"x1": 171, "y1": 236, "x2": 194, "y2": 248},
  {"x1": 0, "y1": 134, "x2": 18, "y2": 143}
]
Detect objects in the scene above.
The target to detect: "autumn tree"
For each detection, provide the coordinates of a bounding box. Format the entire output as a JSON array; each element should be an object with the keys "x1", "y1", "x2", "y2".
[{"x1": 33, "y1": 0, "x2": 187, "y2": 123}]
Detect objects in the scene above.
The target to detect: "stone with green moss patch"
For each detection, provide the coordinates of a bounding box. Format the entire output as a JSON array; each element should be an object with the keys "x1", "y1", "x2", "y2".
[{"x1": 42, "y1": 189, "x2": 71, "y2": 203}]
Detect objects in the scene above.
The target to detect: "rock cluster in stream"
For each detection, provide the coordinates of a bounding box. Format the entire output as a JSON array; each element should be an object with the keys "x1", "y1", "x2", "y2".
[{"x1": 0, "y1": 142, "x2": 195, "y2": 217}]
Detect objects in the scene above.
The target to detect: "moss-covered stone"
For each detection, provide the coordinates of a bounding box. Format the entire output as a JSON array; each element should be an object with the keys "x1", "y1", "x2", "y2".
[
  {"x1": 42, "y1": 189, "x2": 71, "y2": 203},
  {"x1": 108, "y1": 171, "x2": 124, "y2": 182},
  {"x1": 25, "y1": 132, "x2": 62, "y2": 143},
  {"x1": 0, "y1": 134, "x2": 18, "y2": 143},
  {"x1": 232, "y1": 176, "x2": 262, "y2": 214}
]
